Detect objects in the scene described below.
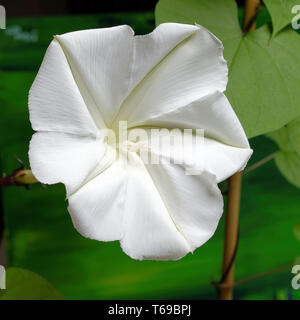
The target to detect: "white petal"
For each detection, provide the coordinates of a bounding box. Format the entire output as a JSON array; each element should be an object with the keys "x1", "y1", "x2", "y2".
[
  {"x1": 127, "y1": 91, "x2": 249, "y2": 148},
  {"x1": 202, "y1": 137, "x2": 252, "y2": 183},
  {"x1": 29, "y1": 132, "x2": 106, "y2": 195},
  {"x1": 29, "y1": 40, "x2": 100, "y2": 135},
  {"x1": 136, "y1": 127, "x2": 252, "y2": 183},
  {"x1": 114, "y1": 24, "x2": 228, "y2": 127},
  {"x1": 128, "y1": 23, "x2": 198, "y2": 91},
  {"x1": 120, "y1": 153, "x2": 191, "y2": 261},
  {"x1": 145, "y1": 161, "x2": 223, "y2": 251},
  {"x1": 67, "y1": 159, "x2": 127, "y2": 242},
  {"x1": 55, "y1": 25, "x2": 134, "y2": 126}
]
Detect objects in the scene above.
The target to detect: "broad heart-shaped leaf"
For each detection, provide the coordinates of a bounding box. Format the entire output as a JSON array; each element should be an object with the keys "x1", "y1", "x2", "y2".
[
  {"x1": 226, "y1": 24, "x2": 300, "y2": 138},
  {"x1": 0, "y1": 268, "x2": 65, "y2": 300},
  {"x1": 263, "y1": 0, "x2": 300, "y2": 35},
  {"x1": 155, "y1": 0, "x2": 300, "y2": 138},
  {"x1": 267, "y1": 117, "x2": 300, "y2": 188}
]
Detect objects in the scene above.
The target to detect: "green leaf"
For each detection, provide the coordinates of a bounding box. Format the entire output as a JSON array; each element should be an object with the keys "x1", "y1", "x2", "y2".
[
  {"x1": 267, "y1": 117, "x2": 300, "y2": 154},
  {"x1": 273, "y1": 151, "x2": 300, "y2": 188},
  {"x1": 0, "y1": 268, "x2": 65, "y2": 300},
  {"x1": 285, "y1": 118, "x2": 300, "y2": 154},
  {"x1": 226, "y1": 25, "x2": 300, "y2": 138},
  {"x1": 267, "y1": 117, "x2": 300, "y2": 188},
  {"x1": 294, "y1": 223, "x2": 300, "y2": 242},
  {"x1": 263, "y1": 0, "x2": 299, "y2": 35},
  {"x1": 155, "y1": 0, "x2": 300, "y2": 138},
  {"x1": 266, "y1": 126, "x2": 294, "y2": 152}
]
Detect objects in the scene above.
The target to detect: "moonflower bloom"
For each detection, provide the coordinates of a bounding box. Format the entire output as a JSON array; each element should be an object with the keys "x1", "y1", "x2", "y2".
[{"x1": 28, "y1": 23, "x2": 252, "y2": 260}]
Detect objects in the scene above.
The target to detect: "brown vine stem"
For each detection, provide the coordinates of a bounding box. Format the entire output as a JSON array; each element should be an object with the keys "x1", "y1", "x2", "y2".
[
  {"x1": 218, "y1": 0, "x2": 261, "y2": 300},
  {"x1": 219, "y1": 171, "x2": 243, "y2": 299},
  {"x1": 242, "y1": 0, "x2": 261, "y2": 34}
]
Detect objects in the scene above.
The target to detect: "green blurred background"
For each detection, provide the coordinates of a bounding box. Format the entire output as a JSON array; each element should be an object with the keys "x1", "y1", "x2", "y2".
[{"x1": 0, "y1": 0, "x2": 299, "y2": 300}]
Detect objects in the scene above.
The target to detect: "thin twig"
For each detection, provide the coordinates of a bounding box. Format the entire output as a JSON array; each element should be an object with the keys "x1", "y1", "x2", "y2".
[
  {"x1": 243, "y1": 153, "x2": 276, "y2": 175},
  {"x1": 215, "y1": 264, "x2": 292, "y2": 289}
]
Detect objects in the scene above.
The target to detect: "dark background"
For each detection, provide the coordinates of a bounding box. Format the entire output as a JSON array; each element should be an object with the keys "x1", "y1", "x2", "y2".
[
  {"x1": 1, "y1": 0, "x2": 159, "y2": 16},
  {"x1": 1, "y1": 0, "x2": 245, "y2": 17}
]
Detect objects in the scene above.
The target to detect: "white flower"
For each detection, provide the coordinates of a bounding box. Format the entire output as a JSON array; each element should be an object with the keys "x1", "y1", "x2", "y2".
[{"x1": 28, "y1": 23, "x2": 252, "y2": 261}]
